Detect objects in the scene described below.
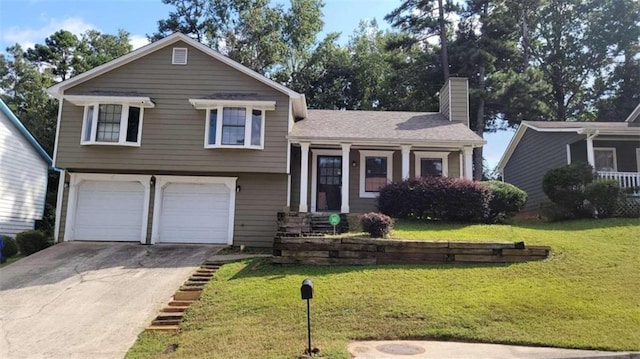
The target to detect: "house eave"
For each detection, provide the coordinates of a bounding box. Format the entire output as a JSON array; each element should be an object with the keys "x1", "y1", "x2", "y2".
[{"x1": 288, "y1": 136, "x2": 485, "y2": 148}]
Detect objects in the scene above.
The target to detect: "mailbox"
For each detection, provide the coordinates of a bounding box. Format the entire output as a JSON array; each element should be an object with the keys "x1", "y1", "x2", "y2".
[{"x1": 301, "y1": 279, "x2": 313, "y2": 300}]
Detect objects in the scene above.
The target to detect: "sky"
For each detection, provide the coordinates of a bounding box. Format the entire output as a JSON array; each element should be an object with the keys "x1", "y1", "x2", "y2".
[{"x1": 0, "y1": 0, "x2": 514, "y2": 169}]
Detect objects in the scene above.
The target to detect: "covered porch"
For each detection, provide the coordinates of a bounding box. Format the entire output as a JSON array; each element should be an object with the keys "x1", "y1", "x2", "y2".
[
  {"x1": 569, "y1": 133, "x2": 640, "y2": 195},
  {"x1": 290, "y1": 142, "x2": 477, "y2": 214}
]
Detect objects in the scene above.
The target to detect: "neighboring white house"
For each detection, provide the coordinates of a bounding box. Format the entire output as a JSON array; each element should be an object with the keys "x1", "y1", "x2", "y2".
[{"x1": 0, "y1": 99, "x2": 52, "y2": 237}]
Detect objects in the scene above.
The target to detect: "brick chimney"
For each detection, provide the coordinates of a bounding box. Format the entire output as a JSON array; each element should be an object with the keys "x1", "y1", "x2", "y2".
[{"x1": 439, "y1": 77, "x2": 469, "y2": 127}]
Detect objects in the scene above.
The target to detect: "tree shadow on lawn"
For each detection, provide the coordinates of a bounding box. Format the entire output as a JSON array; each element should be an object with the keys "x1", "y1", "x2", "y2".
[{"x1": 228, "y1": 257, "x2": 517, "y2": 281}]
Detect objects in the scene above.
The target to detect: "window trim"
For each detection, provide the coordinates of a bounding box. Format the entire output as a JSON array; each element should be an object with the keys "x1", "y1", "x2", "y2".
[
  {"x1": 359, "y1": 150, "x2": 393, "y2": 198},
  {"x1": 79, "y1": 103, "x2": 145, "y2": 147},
  {"x1": 594, "y1": 147, "x2": 617, "y2": 172},
  {"x1": 415, "y1": 151, "x2": 450, "y2": 177},
  {"x1": 190, "y1": 99, "x2": 275, "y2": 150}
]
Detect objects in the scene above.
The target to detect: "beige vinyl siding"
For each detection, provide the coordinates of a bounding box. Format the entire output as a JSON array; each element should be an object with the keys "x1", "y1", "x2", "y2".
[
  {"x1": 448, "y1": 78, "x2": 469, "y2": 127},
  {"x1": 503, "y1": 130, "x2": 584, "y2": 212},
  {"x1": 234, "y1": 173, "x2": 287, "y2": 247},
  {"x1": 56, "y1": 172, "x2": 70, "y2": 243},
  {"x1": 57, "y1": 41, "x2": 290, "y2": 174}
]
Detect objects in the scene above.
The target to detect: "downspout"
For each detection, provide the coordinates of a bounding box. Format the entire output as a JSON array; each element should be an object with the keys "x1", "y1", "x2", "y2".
[{"x1": 585, "y1": 130, "x2": 599, "y2": 169}]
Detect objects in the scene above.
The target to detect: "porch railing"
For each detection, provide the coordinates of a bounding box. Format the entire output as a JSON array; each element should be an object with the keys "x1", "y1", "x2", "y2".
[{"x1": 597, "y1": 171, "x2": 640, "y2": 196}]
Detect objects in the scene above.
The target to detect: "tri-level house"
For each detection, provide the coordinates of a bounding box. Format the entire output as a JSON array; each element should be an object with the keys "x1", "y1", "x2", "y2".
[
  {"x1": 498, "y1": 103, "x2": 640, "y2": 212},
  {"x1": 48, "y1": 33, "x2": 484, "y2": 247}
]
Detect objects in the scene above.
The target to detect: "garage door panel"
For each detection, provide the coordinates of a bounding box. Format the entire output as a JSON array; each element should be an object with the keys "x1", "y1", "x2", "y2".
[
  {"x1": 158, "y1": 182, "x2": 231, "y2": 244},
  {"x1": 74, "y1": 181, "x2": 145, "y2": 241}
]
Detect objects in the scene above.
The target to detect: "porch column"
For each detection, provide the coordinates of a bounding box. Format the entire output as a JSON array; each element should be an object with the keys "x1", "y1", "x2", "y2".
[
  {"x1": 586, "y1": 133, "x2": 596, "y2": 168},
  {"x1": 401, "y1": 145, "x2": 411, "y2": 179},
  {"x1": 299, "y1": 142, "x2": 310, "y2": 212},
  {"x1": 341, "y1": 143, "x2": 351, "y2": 213},
  {"x1": 463, "y1": 147, "x2": 473, "y2": 180}
]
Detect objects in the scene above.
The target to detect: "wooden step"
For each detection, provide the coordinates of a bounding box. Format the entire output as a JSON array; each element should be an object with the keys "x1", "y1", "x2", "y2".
[
  {"x1": 187, "y1": 277, "x2": 210, "y2": 282},
  {"x1": 174, "y1": 291, "x2": 201, "y2": 301},
  {"x1": 152, "y1": 318, "x2": 182, "y2": 326},
  {"x1": 168, "y1": 300, "x2": 194, "y2": 306},
  {"x1": 146, "y1": 325, "x2": 179, "y2": 331},
  {"x1": 155, "y1": 312, "x2": 185, "y2": 320},
  {"x1": 161, "y1": 306, "x2": 189, "y2": 313}
]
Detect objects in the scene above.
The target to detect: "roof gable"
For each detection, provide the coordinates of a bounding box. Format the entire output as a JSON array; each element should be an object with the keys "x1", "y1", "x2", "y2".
[
  {"x1": 0, "y1": 99, "x2": 53, "y2": 166},
  {"x1": 47, "y1": 33, "x2": 306, "y2": 118},
  {"x1": 626, "y1": 103, "x2": 640, "y2": 123}
]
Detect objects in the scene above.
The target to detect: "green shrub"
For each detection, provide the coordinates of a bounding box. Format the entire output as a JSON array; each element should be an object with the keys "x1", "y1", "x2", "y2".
[
  {"x1": 1, "y1": 236, "x2": 19, "y2": 258},
  {"x1": 378, "y1": 177, "x2": 491, "y2": 222},
  {"x1": 542, "y1": 162, "x2": 594, "y2": 217},
  {"x1": 585, "y1": 180, "x2": 623, "y2": 219},
  {"x1": 360, "y1": 212, "x2": 393, "y2": 238},
  {"x1": 482, "y1": 181, "x2": 528, "y2": 223},
  {"x1": 15, "y1": 230, "x2": 51, "y2": 256},
  {"x1": 537, "y1": 201, "x2": 573, "y2": 222}
]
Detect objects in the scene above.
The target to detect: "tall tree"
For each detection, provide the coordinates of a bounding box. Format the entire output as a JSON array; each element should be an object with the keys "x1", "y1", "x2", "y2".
[
  {"x1": 25, "y1": 30, "x2": 79, "y2": 81},
  {"x1": 385, "y1": 0, "x2": 459, "y2": 81},
  {"x1": 151, "y1": 0, "x2": 324, "y2": 77},
  {"x1": 1, "y1": 45, "x2": 57, "y2": 154},
  {"x1": 73, "y1": 29, "x2": 133, "y2": 74}
]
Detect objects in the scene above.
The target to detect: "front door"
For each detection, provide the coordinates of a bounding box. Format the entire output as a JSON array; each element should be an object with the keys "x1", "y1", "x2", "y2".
[{"x1": 317, "y1": 156, "x2": 342, "y2": 211}]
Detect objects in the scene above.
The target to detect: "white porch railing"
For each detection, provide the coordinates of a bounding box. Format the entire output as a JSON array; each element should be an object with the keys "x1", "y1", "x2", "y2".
[{"x1": 597, "y1": 171, "x2": 640, "y2": 196}]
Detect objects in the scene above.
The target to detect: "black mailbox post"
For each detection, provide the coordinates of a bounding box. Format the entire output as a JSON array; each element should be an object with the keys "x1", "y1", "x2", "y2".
[{"x1": 301, "y1": 279, "x2": 314, "y2": 355}]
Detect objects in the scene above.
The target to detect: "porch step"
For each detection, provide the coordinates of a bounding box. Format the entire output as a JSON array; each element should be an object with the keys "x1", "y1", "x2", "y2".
[{"x1": 147, "y1": 260, "x2": 228, "y2": 331}]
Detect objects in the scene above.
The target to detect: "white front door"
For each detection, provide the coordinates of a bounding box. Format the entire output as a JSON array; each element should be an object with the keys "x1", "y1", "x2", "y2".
[
  {"x1": 157, "y1": 182, "x2": 232, "y2": 244},
  {"x1": 74, "y1": 180, "x2": 146, "y2": 241}
]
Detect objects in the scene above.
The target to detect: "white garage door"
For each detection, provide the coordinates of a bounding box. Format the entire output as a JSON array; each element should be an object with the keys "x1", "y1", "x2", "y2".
[
  {"x1": 74, "y1": 181, "x2": 146, "y2": 241},
  {"x1": 158, "y1": 183, "x2": 231, "y2": 244}
]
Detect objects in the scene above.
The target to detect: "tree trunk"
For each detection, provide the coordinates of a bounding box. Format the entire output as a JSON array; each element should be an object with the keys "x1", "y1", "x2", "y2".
[
  {"x1": 520, "y1": 6, "x2": 529, "y2": 69},
  {"x1": 474, "y1": 66, "x2": 486, "y2": 181},
  {"x1": 438, "y1": 0, "x2": 449, "y2": 81}
]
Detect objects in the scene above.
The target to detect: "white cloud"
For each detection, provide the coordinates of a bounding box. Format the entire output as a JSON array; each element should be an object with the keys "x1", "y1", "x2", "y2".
[
  {"x1": 1, "y1": 17, "x2": 96, "y2": 50},
  {"x1": 130, "y1": 35, "x2": 150, "y2": 50}
]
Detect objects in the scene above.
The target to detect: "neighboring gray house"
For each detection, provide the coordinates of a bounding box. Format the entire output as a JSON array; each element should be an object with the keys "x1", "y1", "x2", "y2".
[
  {"x1": 47, "y1": 33, "x2": 483, "y2": 247},
  {"x1": 497, "y1": 107, "x2": 640, "y2": 212},
  {"x1": 0, "y1": 99, "x2": 53, "y2": 236}
]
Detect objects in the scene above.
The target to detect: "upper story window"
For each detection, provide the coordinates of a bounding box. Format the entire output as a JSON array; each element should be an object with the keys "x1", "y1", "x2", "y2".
[
  {"x1": 189, "y1": 99, "x2": 275, "y2": 150},
  {"x1": 415, "y1": 151, "x2": 449, "y2": 177},
  {"x1": 65, "y1": 95, "x2": 155, "y2": 147},
  {"x1": 359, "y1": 150, "x2": 393, "y2": 198},
  {"x1": 594, "y1": 147, "x2": 617, "y2": 172}
]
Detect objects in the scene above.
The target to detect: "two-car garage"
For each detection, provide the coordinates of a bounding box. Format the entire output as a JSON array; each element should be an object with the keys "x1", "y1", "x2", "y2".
[{"x1": 64, "y1": 173, "x2": 236, "y2": 244}]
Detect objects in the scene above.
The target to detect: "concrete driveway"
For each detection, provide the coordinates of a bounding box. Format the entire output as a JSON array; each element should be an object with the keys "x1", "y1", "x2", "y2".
[{"x1": 0, "y1": 242, "x2": 221, "y2": 359}]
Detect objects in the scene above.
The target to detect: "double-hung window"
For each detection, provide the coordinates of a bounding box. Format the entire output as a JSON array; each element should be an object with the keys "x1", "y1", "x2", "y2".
[
  {"x1": 359, "y1": 150, "x2": 393, "y2": 198},
  {"x1": 415, "y1": 152, "x2": 449, "y2": 177},
  {"x1": 190, "y1": 99, "x2": 275, "y2": 149},
  {"x1": 67, "y1": 95, "x2": 154, "y2": 146},
  {"x1": 594, "y1": 148, "x2": 617, "y2": 172}
]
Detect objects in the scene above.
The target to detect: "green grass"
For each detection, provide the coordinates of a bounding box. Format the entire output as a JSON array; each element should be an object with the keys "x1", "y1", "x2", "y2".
[
  {"x1": 0, "y1": 255, "x2": 24, "y2": 268},
  {"x1": 127, "y1": 218, "x2": 640, "y2": 359}
]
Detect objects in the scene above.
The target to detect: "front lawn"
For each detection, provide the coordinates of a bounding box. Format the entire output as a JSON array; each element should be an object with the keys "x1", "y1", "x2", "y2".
[{"x1": 127, "y1": 218, "x2": 640, "y2": 359}]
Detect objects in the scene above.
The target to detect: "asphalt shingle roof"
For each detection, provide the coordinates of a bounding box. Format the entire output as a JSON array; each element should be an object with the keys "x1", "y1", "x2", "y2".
[{"x1": 290, "y1": 110, "x2": 484, "y2": 144}]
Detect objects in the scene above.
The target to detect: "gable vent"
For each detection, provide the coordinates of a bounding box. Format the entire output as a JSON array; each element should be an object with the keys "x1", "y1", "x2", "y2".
[{"x1": 172, "y1": 48, "x2": 188, "y2": 65}]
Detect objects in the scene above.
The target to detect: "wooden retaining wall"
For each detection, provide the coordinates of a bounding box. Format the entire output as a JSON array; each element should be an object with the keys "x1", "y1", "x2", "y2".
[{"x1": 272, "y1": 237, "x2": 550, "y2": 265}]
